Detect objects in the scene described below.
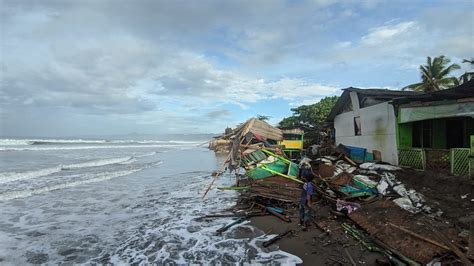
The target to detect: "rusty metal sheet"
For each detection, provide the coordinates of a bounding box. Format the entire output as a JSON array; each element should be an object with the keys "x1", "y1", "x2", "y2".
[
  {"x1": 329, "y1": 172, "x2": 353, "y2": 186},
  {"x1": 316, "y1": 164, "x2": 335, "y2": 178}
]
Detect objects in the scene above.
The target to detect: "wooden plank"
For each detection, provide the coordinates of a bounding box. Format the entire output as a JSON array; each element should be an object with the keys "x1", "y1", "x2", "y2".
[{"x1": 349, "y1": 200, "x2": 459, "y2": 264}]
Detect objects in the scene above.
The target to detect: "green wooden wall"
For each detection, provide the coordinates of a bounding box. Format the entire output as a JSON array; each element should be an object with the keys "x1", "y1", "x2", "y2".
[
  {"x1": 398, "y1": 123, "x2": 412, "y2": 148},
  {"x1": 397, "y1": 117, "x2": 473, "y2": 149},
  {"x1": 432, "y1": 119, "x2": 446, "y2": 149}
]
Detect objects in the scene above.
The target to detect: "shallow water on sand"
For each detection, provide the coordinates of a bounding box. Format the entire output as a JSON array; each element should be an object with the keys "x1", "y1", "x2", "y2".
[{"x1": 0, "y1": 139, "x2": 301, "y2": 264}]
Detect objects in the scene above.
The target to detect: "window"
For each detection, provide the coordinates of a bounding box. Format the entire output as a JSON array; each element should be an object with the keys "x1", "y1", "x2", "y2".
[
  {"x1": 283, "y1": 133, "x2": 302, "y2": 140},
  {"x1": 354, "y1": 116, "x2": 361, "y2": 136}
]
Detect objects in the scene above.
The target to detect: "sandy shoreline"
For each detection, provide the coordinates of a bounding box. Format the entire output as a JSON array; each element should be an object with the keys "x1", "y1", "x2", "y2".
[{"x1": 248, "y1": 205, "x2": 386, "y2": 265}]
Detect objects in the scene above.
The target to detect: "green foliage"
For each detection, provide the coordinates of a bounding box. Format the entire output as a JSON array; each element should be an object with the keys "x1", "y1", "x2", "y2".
[
  {"x1": 459, "y1": 58, "x2": 474, "y2": 84},
  {"x1": 256, "y1": 114, "x2": 271, "y2": 121},
  {"x1": 278, "y1": 96, "x2": 339, "y2": 129},
  {"x1": 278, "y1": 116, "x2": 300, "y2": 128},
  {"x1": 403, "y1": 55, "x2": 460, "y2": 92}
]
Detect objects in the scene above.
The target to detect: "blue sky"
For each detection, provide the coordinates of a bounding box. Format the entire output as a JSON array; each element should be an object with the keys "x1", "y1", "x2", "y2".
[{"x1": 1, "y1": 0, "x2": 473, "y2": 137}]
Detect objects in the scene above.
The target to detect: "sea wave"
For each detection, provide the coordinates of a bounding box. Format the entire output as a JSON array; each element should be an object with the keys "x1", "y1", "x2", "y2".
[
  {"x1": 0, "y1": 144, "x2": 194, "y2": 151},
  {"x1": 0, "y1": 138, "x2": 204, "y2": 146},
  {"x1": 0, "y1": 166, "x2": 62, "y2": 184},
  {"x1": 0, "y1": 155, "x2": 156, "y2": 184},
  {"x1": 62, "y1": 156, "x2": 133, "y2": 170},
  {"x1": 0, "y1": 139, "x2": 109, "y2": 146},
  {"x1": 0, "y1": 169, "x2": 143, "y2": 201}
]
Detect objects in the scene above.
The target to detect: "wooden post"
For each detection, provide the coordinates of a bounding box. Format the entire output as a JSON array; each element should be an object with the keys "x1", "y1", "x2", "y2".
[{"x1": 469, "y1": 218, "x2": 474, "y2": 259}]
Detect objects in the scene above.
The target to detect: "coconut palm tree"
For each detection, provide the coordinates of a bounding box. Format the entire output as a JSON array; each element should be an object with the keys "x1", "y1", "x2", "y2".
[
  {"x1": 459, "y1": 58, "x2": 474, "y2": 84},
  {"x1": 403, "y1": 55, "x2": 461, "y2": 92}
]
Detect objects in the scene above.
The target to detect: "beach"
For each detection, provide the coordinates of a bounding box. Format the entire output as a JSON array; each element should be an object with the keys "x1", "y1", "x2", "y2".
[{"x1": 0, "y1": 139, "x2": 301, "y2": 264}]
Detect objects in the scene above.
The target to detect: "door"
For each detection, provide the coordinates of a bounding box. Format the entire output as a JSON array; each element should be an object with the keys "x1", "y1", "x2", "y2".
[{"x1": 446, "y1": 119, "x2": 465, "y2": 148}]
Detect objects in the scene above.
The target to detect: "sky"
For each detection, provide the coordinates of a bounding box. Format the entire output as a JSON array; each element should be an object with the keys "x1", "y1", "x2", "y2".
[{"x1": 0, "y1": 0, "x2": 473, "y2": 137}]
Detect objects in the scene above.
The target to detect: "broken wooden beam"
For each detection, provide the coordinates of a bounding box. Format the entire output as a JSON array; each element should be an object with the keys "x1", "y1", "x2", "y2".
[{"x1": 262, "y1": 230, "x2": 293, "y2": 248}]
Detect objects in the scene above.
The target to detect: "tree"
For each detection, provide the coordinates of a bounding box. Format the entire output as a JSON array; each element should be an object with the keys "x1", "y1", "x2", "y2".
[
  {"x1": 278, "y1": 96, "x2": 339, "y2": 129},
  {"x1": 256, "y1": 115, "x2": 271, "y2": 121},
  {"x1": 278, "y1": 116, "x2": 300, "y2": 128},
  {"x1": 403, "y1": 55, "x2": 461, "y2": 92},
  {"x1": 459, "y1": 58, "x2": 474, "y2": 84}
]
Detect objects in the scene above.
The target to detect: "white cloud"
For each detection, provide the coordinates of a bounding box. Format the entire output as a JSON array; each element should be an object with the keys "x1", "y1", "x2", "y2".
[
  {"x1": 361, "y1": 21, "x2": 417, "y2": 45},
  {"x1": 1, "y1": 0, "x2": 472, "y2": 136}
]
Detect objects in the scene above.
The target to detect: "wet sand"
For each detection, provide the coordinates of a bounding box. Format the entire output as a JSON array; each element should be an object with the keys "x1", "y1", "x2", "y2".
[{"x1": 249, "y1": 204, "x2": 386, "y2": 265}]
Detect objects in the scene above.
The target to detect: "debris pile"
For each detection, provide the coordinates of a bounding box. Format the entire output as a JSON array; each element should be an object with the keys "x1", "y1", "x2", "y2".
[{"x1": 203, "y1": 121, "x2": 472, "y2": 265}]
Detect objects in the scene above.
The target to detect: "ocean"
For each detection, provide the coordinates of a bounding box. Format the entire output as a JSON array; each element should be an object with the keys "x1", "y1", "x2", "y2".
[{"x1": 0, "y1": 138, "x2": 301, "y2": 264}]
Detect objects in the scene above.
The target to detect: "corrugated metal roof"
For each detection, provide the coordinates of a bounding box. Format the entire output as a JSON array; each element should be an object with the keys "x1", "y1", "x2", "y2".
[
  {"x1": 391, "y1": 79, "x2": 474, "y2": 104},
  {"x1": 326, "y1": 87, "x2": 418, "y2": 121}
]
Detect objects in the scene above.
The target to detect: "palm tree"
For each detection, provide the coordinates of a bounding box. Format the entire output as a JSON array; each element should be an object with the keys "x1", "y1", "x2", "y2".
[
  {"x1": 403, "y1": 56, "x2": 461, "y2": 92},
  {"x1": 459, "y1": 58, "x2": 474, "y2": 84}
]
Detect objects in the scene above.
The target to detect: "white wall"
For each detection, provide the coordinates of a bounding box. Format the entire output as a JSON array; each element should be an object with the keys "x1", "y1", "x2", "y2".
[{"x1": 334, "y1": 100, "x2": 399, "y2": 165}]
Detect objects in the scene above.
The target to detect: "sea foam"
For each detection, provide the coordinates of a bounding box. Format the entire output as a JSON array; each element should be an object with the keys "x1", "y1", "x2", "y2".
[
  {"x1": 0, "y1": 169, "x2": 143, "y2": 201},
  {"x1": 0, "y1": 155, "x2": 151, "y2": 184}
]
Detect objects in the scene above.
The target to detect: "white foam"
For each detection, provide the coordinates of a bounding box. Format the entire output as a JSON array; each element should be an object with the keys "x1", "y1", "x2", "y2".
[
  {"x1": 62, "y1": 156, "x2": 133, "y2": 170},
  {"x1": 0, "y1": 169, "x2": 142, "y2": 201},
  {"x1": 134, "y1": 151, "x2": 157, "y2": 158},
  {"x1": 0, "y1": 138, "x2": 203, "y2": 147},
  {"x1": 0, "y1": 139, "x2": 33, "y2": 145},
  {"x1": 0, "y1": 144, "x2": 191, "y2": 151},
  {"x1": 0, "y1": 166, "x2": 62, "y2": 184},
  {"x1": 0, "y1": 156, "x2": 148, "y2": 184},
  {"x1": 0, "y1": 138, "x2": 109, "y2": 145}
]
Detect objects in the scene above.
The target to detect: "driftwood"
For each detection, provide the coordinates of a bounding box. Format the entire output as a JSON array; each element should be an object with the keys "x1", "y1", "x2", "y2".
[
  {"x1": 262, "y1": 230, "x2": 293, "y2": 247},
  {"x1": 196, "y1": 212, "x2": 266, "y2": 220},
  {"x1": 216, "y1": 217, "x2": 247, "y2": 234}
]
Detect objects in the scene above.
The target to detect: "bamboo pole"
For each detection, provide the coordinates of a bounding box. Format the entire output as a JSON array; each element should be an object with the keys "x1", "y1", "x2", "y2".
[
  {"x1": 202, "y1": 152, "x2": 231, "y2": 199},
  {"x1": 260, "y1": 165, "x2": 303, "y2": 184}
]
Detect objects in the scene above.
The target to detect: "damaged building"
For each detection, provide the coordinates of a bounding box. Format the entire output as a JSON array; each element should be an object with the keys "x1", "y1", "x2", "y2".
[
  {"x1": 327, "y1": 81, "x2": 474, "y2": 176},
  {"x1": 326, "y1": 88, "x2": 418, "y2": 165},
  {"x1": 392, "y1": 80, "x2": 474, "y2": 176}
]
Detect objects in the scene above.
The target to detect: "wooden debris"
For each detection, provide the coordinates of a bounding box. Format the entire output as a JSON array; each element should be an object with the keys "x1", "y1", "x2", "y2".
[
  {"x1": 343, "y1": 155, "x2": 357, "y2": 166},
  {"x1": 344, "y1": 248, "x2": 356, "y2": 266},
  {"x1": 216, "y1": 217, "x2": 246, "y2": 234},
  {"x1": 388, "y1": 222, "x2": 450, "y2": 251},
  {"x1": 349, "y1": 200, "x2": 460, "y2": 264},
  {"x1": 262, "y1": 230, "x2": 293, "y2": 248},
  {"x1": 267, "y1": 207, "x2": 291, "y2": 223},
  {"x1": 429, "y1": 225, "x2": 472, "y2": 266}
]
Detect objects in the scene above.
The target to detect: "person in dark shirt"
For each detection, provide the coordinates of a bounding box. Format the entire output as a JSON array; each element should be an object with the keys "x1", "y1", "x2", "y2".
[{"x1": 299, "y1": 173, "x2": 314, "y2": 230}]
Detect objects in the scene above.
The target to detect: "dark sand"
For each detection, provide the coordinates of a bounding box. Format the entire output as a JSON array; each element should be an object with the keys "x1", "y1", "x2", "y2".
[
  {"x1": 247, "y1": 168, "x2": 472, "y2": 265},
  {"x1": 250, "y1": 203, "x2": 386, "y2": 265}
]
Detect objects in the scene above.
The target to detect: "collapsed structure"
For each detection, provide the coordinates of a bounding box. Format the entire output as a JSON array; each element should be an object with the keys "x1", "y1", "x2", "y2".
[{"x1": 204, "y1": 82, "x2": 473, "y2": 265}]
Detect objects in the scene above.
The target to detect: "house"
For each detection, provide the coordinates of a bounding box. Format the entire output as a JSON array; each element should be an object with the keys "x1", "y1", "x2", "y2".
[
  {"x1": 391, "y1": 80, "x2": 474, "y2": 176},
  {"x1": 326, "y1": 88, "x2": 418, "y2": 165},
  {"x1": 278, "y1": 128, "x2": 304, "y2": 159}
]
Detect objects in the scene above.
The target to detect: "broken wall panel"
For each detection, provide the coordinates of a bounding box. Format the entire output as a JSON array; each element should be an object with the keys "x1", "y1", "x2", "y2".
[{"x1": 349, "y1": 200, "x2": 460, "y2": 264}]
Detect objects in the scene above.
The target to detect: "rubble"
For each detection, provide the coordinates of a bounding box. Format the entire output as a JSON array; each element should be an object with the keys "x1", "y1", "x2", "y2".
[{"x1": 204, "y1": 120, "x2": 472, "y2": 265}]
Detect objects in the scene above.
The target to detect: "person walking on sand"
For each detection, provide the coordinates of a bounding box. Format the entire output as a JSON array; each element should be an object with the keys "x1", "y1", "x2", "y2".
[{"x1": 299, "y1": 173, "x2": 314, "y2": 231}]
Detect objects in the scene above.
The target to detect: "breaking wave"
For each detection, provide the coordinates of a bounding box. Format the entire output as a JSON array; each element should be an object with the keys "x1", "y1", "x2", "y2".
[
  {"x1": 0, "y1": 169, "x2": 143, "y2": 201},
  {"x1": 0, "y1": 166, "x2": 63, "y2": 184},
  {"x1": 0, "y1": 144, "x2": 191, "y2": 151},
  {"x1": 0, "y1": 138, "x2": 204, "y2": 147},
  {"x1": 62, "y1": 157, "x2": 133, "y2": 170},
  {"x1": 0, "y1": 154, "x2": 156, "y2": 184}
]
